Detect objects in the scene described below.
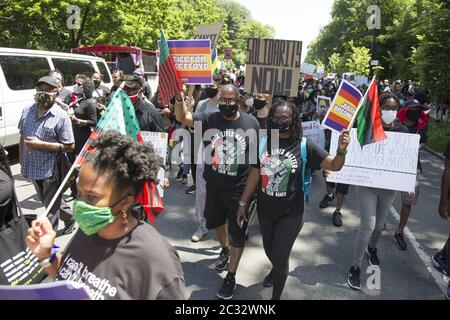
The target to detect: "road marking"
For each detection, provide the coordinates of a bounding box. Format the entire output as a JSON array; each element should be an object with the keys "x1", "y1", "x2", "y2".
[{"x1": 390, "y1": 206, "x2": 447, "y2": 294}]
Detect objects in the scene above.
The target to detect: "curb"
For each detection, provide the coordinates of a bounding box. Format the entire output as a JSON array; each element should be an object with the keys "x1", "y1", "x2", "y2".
[{"x1": 425, "y1": 147, "x2": 444, "y2": 161}]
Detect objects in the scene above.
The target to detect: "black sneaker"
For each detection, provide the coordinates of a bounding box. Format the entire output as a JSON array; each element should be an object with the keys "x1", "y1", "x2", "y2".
[
  {"x1": 185, "y1": 185, "x2": 196, "y2": 194},
  {"x1": 431, "y1": 253, "x2": 448, "y2": 276},
  {"x1": 366, "y1": 245, "x2": 380, "y2": 266},
  {"x1": 393, "y1": 232, "x2": 408, "y2": 250},
  {"x1": 62, "y1": 220, "x2": 76, "y2": 235},
  {"x1": 263, "y1": 270, "x2": 273, "y2": 288},
  {"x1": 217, "y1": 273, "x2": 236, "y2": 300},
  {"x1": 347, "y1": 266, "x2": 361, "y2": 290},
  {"x1": 176, "y1": 168, "x2": 183, "y2": 180},
  {"x1": 214, "y1": 248, "x2": 230, "y2": 271},
  {"x1": 332, "y1": 210, "x2": 343, "y2": 227},
  {"x1": 319, "y1": 193, "x2": 335, "y2": 209}
]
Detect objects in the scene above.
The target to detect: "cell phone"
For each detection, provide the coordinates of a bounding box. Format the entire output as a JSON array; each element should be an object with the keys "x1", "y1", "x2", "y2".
[{"x1": 239, "y1": 216, "x2": 248, "y2": 230}]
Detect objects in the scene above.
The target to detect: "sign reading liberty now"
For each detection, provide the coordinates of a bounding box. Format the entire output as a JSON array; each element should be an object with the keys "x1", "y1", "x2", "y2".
[
  {"x1": 165, "y1": 39, "x2": 212, "y2": 85},
  {"x1": 245, "y1": 38, "x2": 302, "y2": 97}
]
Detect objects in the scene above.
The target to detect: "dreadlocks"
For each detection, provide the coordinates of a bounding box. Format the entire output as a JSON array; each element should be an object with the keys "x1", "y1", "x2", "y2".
[
  {"x1": 268, "y1": 100, "x2": 303, "y2": 146},
  {"x1": 0, "y1": 144, "x2": 12, "y2": 180}
]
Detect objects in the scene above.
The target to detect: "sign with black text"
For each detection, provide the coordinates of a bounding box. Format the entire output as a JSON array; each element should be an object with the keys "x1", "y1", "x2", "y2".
[
  {"x1": 194, "y1": 23, "x2": 223, "y2": 49},
  {"x1": 244, "y1": 38, "x2": 302, "y2": 97}
]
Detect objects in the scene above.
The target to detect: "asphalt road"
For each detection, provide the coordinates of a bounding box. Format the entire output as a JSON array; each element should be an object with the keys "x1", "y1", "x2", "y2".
[{"x1": 11, "y1": 149, "x2": 449, "y2": 300}]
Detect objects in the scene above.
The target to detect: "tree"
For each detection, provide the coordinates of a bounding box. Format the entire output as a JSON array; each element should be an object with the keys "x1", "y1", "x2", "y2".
[{"x1": 345, "y1": 41, "x2": 371, "y2": 76}]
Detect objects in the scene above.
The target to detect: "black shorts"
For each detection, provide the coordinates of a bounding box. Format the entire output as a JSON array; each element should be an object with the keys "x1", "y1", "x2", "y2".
[
  {"x1": 326, "y1": 182, "x2": 349, "y2": 195},
  {"x1": 204, "y1": 183, "x2": 246, "y2": 248}
]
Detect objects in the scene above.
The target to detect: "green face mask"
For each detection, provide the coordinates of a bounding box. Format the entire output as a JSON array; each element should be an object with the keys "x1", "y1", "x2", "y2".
[{"x1": 73, "y1": 199, "x2": 123, "y2": 236}]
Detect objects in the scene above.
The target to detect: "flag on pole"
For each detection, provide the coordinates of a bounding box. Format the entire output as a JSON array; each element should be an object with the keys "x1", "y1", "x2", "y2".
[
  {"x1": 76, "y1": 90, "x2": 164, "y2": 223},
  {"x1": 355, "y1": 78, "x2": 387, "y2": 147},
  {"x1": 211, "y1": 47, "x2": 219, "y2": 75},
  {"x1": 158, "y1": 30, "x2": 182, "y2": 105}
]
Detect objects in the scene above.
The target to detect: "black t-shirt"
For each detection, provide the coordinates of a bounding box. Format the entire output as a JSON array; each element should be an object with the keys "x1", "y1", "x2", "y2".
[
  {"x1": 405, "y1": 123, "x2": 428, "y2": 143},
  {"x1": 72, "y1": 98, "x2": 98, "y2": 154},
  {"x1": 255, "y1": 138, "x2": 329, "y2": 218},
  {"x1": 56, "y1": 221, "x2": 186, "y2": 300},
  {"x1": 192, "y1": 111, "x2": 260, "y2": 192},
  {"x1": 385, "y1": 121, "x2": 409, "y2": 133},
  {"x1": 135, "y1": 98, "x2": 164, "y2": 132}
]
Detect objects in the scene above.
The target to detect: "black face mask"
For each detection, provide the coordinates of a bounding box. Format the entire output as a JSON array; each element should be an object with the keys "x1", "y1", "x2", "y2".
[
  {"x1": 270, "y1": 118, "x2": 292, "y2": 134},
  {"x1": 219, "y1": 104, "x2": 238, "y2": 118},
  {"x1": 253, "y1": 98, "x2": 266, "y2": 110},
  {"x1": 93, "y1": 80, "x2": 101, "y2": 88},
  {"x1": 205, "y1": 87, "x2": 219, "y2": 99},
  {"x1": 407, "y1": 109, "x2": 421, "y2": 121}
]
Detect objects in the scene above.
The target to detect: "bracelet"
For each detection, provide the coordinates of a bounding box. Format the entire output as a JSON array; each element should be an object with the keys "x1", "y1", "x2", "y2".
[
  {"x1": 39, "y1": 245, "x2": 59, "y2": 268},
  {"x1": 336, "y1": 148, "x2": 347, "y2": 156},
  {"x1": 239, "y1": 201, "x2": 248, "y2": 207}
]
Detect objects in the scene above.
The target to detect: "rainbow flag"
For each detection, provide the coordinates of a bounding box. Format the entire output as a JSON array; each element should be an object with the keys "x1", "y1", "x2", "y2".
[
  {"x1": 322, "y1": 79, "x2": 363, "y2": 132},
  {"x1": 166, "y1": 39, "x2": 212, "y2": 85}
]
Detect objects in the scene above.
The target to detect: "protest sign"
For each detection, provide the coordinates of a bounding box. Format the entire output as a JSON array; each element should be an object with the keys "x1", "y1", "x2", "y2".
[
  {"x1": 327, "y1": 129, "x2": 420, "y2": 192},
  {"x1": 141, "y1": 131, "x2": 168, "y2": 196},
  {"x1": 321, "y1": 79, "x2": 363, "y2": 133},
  {"x1": 194, "y1": 23, "x2": 223, "y2": 49},
  {"x1": 355, "y1": 76, "x2": 369, "y2": 87},
  {"x1": 164, "y1": 39, "x2": 212, "y2": 85},
  {"x1": 244, "y1": 38, "x2": 302, "y2": 97},
  {"x1": 300, "y1": 63, "x2": 315, "y2": 75},
  {"x1": 224, "y1": 47, "x2": 233, "y2": 59},
  {"x1": 317, "y1": 95, "x2": 332, "y2": 115},
  {"x1": 302, "y1": 120, "x2": 325, "y2": 148},
  {"x1": 0, "y1": 280, "x2": 90, "y2": 300}
]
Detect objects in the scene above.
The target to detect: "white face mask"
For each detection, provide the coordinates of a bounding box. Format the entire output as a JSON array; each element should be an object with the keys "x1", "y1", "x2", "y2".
[
  {"x1": 74, "y1": 85, "x2": 83, "y2": 95},
  {"x1": 381, "y1": 110, "x2": 397, "y2": 124},
  {"x1": 245, "y1": 98, "x2": 254, "y2": 108}
]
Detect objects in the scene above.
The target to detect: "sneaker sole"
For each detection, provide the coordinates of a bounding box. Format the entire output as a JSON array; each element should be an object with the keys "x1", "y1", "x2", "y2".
[
  {"x1": 365, "y1": 247, "x2": 380, "y2": 266},
  {"x1": 393, "y1": 237, "x2": 407, "y2": 251},
  {"x1": 431, "y1": 256, "x2": 448, "y2": 276},
  {"x1": 191, "y1": 232, "x2": 208, "y2": 242},
  {"x1": 347, "y1": 278, "x2": 361, "y2": 290},
  {"x1": 214, "y1": 264, "x2": 228, "y2": 272},
  {"x1": 216, "y1": 284, "x2": 236, "y2": 300}
]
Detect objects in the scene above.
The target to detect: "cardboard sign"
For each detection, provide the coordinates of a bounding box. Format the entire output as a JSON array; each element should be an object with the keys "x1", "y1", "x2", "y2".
[
  {"x1": 355, "y1": 76, "x2": 369, "y2": 87},
  {"x1": 317, "y1": 95, "x2": 332, "y2": 119},
  {"x1": 327, "y1": 129, "x2": 420, "y2": 192},
  {"x1": 244, "y1": 38, "x2": 302, "y2": 97},
  {"x1": 141, "y1": 131, "x2": 168, "y2": 196},
  {"x1": 302, "y1": 120, "x2": 325, "y2": 148},
  {"x1": 321, "y1": 79, "x2": 363, "y2": 133},
  {"x1": 224, "y1": 47, "x2": 233, "y2": 59},
  {"x1": 300, "y1": 63, "x2": 315, "y2": 77},
  {"x1": 165, "y1": 39, "x2": 212, "y2": 85},
  {"x1": 194, "y1": 23, "x2": 223, "y2": 49}
]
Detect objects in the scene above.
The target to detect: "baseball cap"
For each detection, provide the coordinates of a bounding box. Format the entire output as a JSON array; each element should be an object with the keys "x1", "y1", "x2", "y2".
[
  {"x1": 35, "y1": 76, "x2": 59, "y2": 88},
  {"x1": 403, "y1": 99, "x2": 423, "y2": 109},
  {"x1": 122, "y1": 75, "x2": 143, "y2": 90}
]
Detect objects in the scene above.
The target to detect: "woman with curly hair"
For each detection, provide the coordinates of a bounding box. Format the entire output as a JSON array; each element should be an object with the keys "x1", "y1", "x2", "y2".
[{"x1": 26, "y1": 131, "x2": 186, "y2": 300}]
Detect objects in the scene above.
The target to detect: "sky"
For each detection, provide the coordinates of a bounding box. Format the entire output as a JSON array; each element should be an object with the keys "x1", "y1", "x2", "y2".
[{"x1": 237, "y1": 0, "x2": 335, "y2": 62}]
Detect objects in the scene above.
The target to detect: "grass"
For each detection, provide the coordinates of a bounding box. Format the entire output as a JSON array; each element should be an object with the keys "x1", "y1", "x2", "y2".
[{"x1": 427, "y1": 118, "x2": 450, "y2": 155}]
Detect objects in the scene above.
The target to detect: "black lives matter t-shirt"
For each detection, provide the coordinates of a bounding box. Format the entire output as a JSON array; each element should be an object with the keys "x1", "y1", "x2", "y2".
[
  {"x1": 193, "y1": 111, "x2": 260, "y2": 192},
  {"x1": 56, "y1": 221, "x2": 186, "y2": 300},
  {"x1": 256, "y1": 138, "x2": 329, "y2": 218}
]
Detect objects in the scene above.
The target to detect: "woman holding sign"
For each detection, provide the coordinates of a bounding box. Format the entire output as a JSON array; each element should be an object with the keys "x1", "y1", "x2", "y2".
[
  {"x1": 236, "y1": 100, "x2": 350, "y2": 300},
  {"x1": 347, "y1": 93, "x2": 410, "y2": 290}
]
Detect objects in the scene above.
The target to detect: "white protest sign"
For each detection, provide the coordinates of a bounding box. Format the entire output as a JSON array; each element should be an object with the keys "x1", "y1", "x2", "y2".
[
  {"x1": 355, "y1": 76, "x2": 369, "y2": 87},
  {"x1": 300, "y1": 63, "x2": 315, "y2": 75},
  {"x1": 302, "y1": 120, "x2": 325, "y2": 148},
  {"x1": 194, "y1": 23, "x2": 223, "y2": 49},
  {"x1": 327, "y1": 129, "x2": 420, "y2": 192},
  {"x1": 244, "y1": 38, "x2": 302, "y2": 97},
  {"x1": 140, "y1": 131, "x2": 168, "y2": 196}
]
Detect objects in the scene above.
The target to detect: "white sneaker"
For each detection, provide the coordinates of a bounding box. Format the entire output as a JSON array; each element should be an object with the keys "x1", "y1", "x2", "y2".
[{"x1": 191, "y1": 224, "x2": 208, "y2": 242}]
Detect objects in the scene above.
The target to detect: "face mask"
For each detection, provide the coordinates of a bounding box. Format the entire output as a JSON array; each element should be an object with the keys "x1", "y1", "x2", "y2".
[
  {"x1": 73, "y1": 197, "x2": 125, "y2": 236},
  {"x1": 307, "y1": 88, "x2": 314, "y2": 94},
  {"x1": 205, "y1": 87, "x2": 219, "y2": 99},
  {"x1": 219, "y1": 104, "x2": 238, "y2": 118},
  {"x1": 253, "y1": 98, "x2": 266, "y2": 110},
  {"x1": 407, "y1": 109, "x2": 421, "y2": 121},
  {"x1": 270, "y1": 118, "x2": 292, "y2": 134},
  {"x1": 93, "y1": 80, "x2": 101, "y2": 87},
  {"x1": 73, "y1": 85, "x2": 83, "y2": 95},
  {"x1": 129, "y1": 93, "x2": 140, "y2": 103},
  {"x1": 245, "y1": 98, "x2": 254, "y2": 108},
  {"x1": 35, "y1": 91, "x2": 56, "y2": 108},
  {"x1": 381, "y1": 110, "x2": 397, "y2": 124}
]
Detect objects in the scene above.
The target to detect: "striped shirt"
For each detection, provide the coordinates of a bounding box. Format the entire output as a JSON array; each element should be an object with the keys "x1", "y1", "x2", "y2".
[{"x1": 18, "y1": 103, "x2": 74, "y2": 180}]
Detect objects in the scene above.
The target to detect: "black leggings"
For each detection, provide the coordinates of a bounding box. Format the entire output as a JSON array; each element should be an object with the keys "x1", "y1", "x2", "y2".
[{"x1": 258, "y1": 209, "x2": 304, "y2": 299}]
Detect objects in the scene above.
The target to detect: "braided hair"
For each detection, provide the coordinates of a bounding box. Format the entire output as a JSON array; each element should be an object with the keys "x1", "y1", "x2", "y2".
[
  {"x1": 86, "y1": 131, "x2": 163, "y2": 196},
  {"x1": 268, "y1": 100, "x2": 303, "y2": 146}
]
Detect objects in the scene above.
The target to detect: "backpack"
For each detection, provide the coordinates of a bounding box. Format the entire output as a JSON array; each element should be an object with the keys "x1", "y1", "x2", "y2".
[{"x1": 259, "y1": 136, "x2": 311, "y2": 203}]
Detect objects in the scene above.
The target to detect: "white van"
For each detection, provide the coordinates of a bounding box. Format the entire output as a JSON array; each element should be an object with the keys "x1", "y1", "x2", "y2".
[{"x1": 0, "y1": 47, "x2": 113, "y2": 147}]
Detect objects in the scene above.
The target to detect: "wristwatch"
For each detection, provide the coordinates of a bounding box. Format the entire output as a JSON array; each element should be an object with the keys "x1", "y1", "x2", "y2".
[
  {"x1": 336, "y1": 148, "x2": 347, "y2": 156},
  {"x1": 239, "y1": 201, "x2": 248, "y2": 207}
]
